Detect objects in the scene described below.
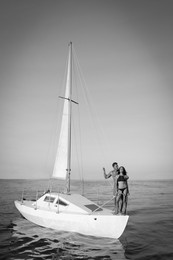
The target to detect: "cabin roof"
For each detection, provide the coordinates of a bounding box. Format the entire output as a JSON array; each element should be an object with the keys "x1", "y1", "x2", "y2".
[{"x1": 45, "y1": 193, "x2": 103, "y2": 213}]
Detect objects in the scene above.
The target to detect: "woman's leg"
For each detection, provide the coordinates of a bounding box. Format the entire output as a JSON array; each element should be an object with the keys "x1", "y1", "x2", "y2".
[
  {"x1": 122, "y1": 188, "x2": 128, "y2": 214},
  {"x1": 116, "y1": 190, "x2": 123, "y2": 214}
]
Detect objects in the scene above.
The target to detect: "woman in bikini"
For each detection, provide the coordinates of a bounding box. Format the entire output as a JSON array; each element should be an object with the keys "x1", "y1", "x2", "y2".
[{"x1": 116, "y1": 166, "x2": 129, "y2": 215}]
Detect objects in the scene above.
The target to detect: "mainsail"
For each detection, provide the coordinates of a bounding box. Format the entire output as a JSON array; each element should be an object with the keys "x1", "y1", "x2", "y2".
[{"x1": 52, "y1": 43, "x2": 72, "y2": 180}]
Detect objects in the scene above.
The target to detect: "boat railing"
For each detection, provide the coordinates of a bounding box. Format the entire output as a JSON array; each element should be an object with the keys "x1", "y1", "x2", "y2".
[
  {"x1": 91, "y1": 195, "x2": 116, "y2": 214},
  {"x1": 20, "y1": 189, "x2": 62, "y2": 210},
  {"x1": 20, "y1": 189, "x2": 47, "y2": 204}
]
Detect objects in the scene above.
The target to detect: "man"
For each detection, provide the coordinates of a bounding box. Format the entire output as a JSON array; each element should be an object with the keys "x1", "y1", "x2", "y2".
[
  {"x1": 103, "y1": 162, "x2": 119, "y2": 195},
  {"x1": 103, "y1": 162, "x2": 119, "y2": 212}
]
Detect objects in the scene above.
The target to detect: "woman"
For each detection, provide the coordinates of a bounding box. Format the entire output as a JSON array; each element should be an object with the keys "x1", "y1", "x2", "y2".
[{"x1": 116, "y1": 166, "x2": 129, "y2": 215}]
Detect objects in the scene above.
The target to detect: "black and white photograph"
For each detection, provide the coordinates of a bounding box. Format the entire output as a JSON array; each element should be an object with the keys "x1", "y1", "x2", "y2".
[{"x1": 0, "y1": 0, "x2": 173, "y2": 259}]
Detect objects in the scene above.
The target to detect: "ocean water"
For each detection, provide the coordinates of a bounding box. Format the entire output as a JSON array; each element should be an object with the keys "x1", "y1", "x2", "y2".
[{"x1": 0, "y1": 179, "x2": 173, "y2": 260}]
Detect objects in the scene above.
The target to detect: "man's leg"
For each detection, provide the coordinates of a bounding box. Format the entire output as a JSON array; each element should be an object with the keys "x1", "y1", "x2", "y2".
[{"x1": 116, "y1": 191, "x2": 122, "y2": 214}]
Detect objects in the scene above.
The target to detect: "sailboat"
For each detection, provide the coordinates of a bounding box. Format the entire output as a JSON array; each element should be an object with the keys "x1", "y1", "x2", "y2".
[{"x1": 14, "y1": 42, "x2": 129, "y2": 239}]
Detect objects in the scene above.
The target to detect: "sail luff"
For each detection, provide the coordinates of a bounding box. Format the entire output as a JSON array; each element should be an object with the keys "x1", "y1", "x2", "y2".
[{"x1": 52, "y1": 43, "x2": 72, "y2": 184}]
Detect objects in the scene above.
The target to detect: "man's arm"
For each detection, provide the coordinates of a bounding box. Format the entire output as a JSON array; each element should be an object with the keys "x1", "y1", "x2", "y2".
[{"x1": 103, "y1": 168, "x2": 112, "y2": 179}]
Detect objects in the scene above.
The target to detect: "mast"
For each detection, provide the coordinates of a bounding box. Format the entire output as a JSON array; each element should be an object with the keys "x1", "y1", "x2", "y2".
[
  {"x1": 66, "y1": 42, "x2": 72, "y2": 193},
  {"x1": 52, "y1": 42, "x2": 77, "y2": 192}
]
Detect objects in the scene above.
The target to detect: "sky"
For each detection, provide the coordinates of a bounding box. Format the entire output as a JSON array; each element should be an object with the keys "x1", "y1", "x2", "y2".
[{"x1": 0, "y1": 0, "x2": 173, "y2": 180}]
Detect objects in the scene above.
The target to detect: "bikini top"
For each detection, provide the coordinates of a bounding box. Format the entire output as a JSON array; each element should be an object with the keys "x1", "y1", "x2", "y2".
[{"x1": 117, "y1": 175, "x2": 126, "y2": 182}]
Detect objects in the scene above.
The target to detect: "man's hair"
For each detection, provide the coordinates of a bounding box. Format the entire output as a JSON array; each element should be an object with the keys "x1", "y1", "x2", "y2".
[{"x1": 112, "y1": 162, "x2": 118, "y2": 167}]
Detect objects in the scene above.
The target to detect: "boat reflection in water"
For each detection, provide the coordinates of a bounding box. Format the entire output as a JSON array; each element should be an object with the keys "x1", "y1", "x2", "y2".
[{"x1": 12, "y1": 218, "x2": 127, "y2": 259}]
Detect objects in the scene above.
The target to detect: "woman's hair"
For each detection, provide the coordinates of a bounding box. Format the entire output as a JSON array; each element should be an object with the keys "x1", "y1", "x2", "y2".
[{"x1": 119, "y1": 166, "x2": 127, "y2": 175}]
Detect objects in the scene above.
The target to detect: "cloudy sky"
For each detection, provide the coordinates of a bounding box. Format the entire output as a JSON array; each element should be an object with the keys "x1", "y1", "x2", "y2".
[{"x1": 0, "y1": 0, "x2": 173, "y2": 180}]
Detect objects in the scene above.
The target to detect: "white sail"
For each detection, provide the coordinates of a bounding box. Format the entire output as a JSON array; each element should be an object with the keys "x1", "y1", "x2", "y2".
[{"x1": 52, "y1": 44, "x2": 72, "y2": 179}]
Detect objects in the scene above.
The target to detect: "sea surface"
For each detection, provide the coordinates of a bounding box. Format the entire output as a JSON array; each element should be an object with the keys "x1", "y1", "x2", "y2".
[{"x1": 0, "y1": 179, "x2": 173, "y2": 260}]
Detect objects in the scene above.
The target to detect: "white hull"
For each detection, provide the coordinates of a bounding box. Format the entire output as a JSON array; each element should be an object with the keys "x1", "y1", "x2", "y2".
[{"x1": 15, "y1": 193, "x2": 128, "y2": 239}]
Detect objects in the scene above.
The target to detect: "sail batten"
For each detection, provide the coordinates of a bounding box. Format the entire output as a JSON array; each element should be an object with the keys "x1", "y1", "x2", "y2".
[{"x1": 52, "y1": 43, "x2": 72, "y2": 181}]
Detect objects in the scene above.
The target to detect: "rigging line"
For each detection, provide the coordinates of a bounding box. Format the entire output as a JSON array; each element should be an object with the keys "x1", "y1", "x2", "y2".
[
  {"x1": 73, "y1": 50, "x2": 98, "y2": 182},
  {"x1": 73, "y1": 48, "x2": 100, "y2": 145},
  {"x1": 76, "y1": 103, "x2": 85, "y2": 195},
  {"x1": 72, "y1": 52, "x2": 85, "y2": 191},
  {"x1": 73, "y1": 48, "x2": 105, "y2": 163},
  {"x1": 71, "y1": 114, "x2": 84, "y2": 188},
  {"x1": 91, "y1": 196, "x2": 116, "y2": 214},
  {"x1": 73, "y1": 46, "x2": 113, "y2": 188},
  {"x1": 73, "y1": 47, "x2": 109, "y2": 161}
]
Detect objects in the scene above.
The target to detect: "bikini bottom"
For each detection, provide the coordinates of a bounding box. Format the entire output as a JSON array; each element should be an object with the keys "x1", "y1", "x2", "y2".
[{"x1": 118, "y1": 187, "x2": 127, "y2": 194}]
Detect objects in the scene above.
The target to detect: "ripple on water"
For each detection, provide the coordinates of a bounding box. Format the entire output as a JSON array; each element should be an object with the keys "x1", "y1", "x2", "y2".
[{"x1": 2, "y1": 218, "x2": 127, "y2": 259}]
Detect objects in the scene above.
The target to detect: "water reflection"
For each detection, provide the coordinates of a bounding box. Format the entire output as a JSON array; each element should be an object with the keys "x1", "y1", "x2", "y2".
[{"x1": 11, "y1": 218, "x2": 126, "y2": 259}]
